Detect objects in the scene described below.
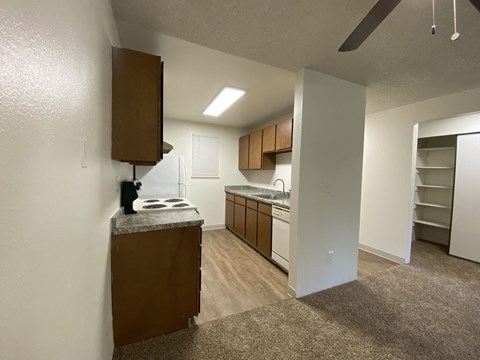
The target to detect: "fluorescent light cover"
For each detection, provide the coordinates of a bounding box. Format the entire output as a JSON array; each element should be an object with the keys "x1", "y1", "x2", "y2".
[{"x1": 203, "y1": 87, "x2": 246, "y2": 117}]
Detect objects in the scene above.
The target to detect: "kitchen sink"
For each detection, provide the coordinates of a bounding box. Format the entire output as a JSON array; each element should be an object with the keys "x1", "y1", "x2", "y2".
[{"x1": 253, "y1": 193, "x2": 288, "y2": 200}]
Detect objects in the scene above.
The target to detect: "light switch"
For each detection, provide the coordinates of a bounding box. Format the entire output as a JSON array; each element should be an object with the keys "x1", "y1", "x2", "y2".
[{"x1": 327, "y1": 251, "x2": 334, "y2": 264}]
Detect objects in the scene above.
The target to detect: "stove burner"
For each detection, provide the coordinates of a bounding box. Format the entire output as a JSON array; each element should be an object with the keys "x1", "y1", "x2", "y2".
[
  {"x1": 144, "y1": 199, "x2": 160, "y2": 203},
  {"x1": 143, "y1": 204, "x2": 167, "y2": 209},
  {"x1": 173, "y1": 203, "x2": 189, "y2": 208},
  {"x1": 165, "y1": 198, "x2": 184, "y2": 203}
]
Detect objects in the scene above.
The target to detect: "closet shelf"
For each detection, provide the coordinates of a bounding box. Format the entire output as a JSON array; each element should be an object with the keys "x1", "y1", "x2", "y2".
[
  {"x1": 416, "y1": 166, "x2": 454, "y2": 170},
  {"x1": 417, "y1": 147, "x2": 455, "y2": 152},
  {"x1": 416, "y1": 184, "x2": 453, "y2": 189},
  {"x1": 414, "y1": 219, "x2": 450, "y2": 229},
  {"x1": 415, "y1": 202, "x2": 451, "y2": 209}
]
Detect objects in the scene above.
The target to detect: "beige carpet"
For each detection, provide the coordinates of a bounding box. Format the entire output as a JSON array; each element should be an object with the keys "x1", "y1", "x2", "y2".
[{"x1": 113, "y1": 241, "x2": 480, "y2": 360}]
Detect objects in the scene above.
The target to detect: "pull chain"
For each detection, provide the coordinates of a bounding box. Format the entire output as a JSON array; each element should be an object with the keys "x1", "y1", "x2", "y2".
[
  {"x1": 432, "y1": 0, "x2": 436, "y2": 34},
  {"x1": 451, "y1": 0, "x2": 460, "y2": 40}
]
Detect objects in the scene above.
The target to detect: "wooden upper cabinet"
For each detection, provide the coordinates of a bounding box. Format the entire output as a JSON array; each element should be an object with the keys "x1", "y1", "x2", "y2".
[
  {"x1": 249, "y1": 130, "x2": 263, "y2": 170},
  {"x1": 276, "y1": 119, "x2": 293, "y2": 151},
  {"x1": 239, "y1": 135, "x2": 249, "y2": 170},
  {"x1": 112, "y1": 47, "x2": 163, "y2": 165},
  {"x1": 262, "y1": 125, "x2": 276, "y2": 152}
]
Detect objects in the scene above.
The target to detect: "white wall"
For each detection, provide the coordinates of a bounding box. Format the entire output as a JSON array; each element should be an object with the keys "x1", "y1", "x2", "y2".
[
  {"x1": 360, "y1": 87, "x2": 480, "y2": 263},
  {"x1": 247, "y1": 153, "x2": 293, "y2": 192},
  {"x1": 419, "y1": 112, "x2": 480, "y2": 138},
  {"x1": 164, "y1": 118, "x2": 248, "y2": 228},
  {"x1": 290, "y1": 69, "x2": 366, "y2": 298},
  {"x1": 0, "y1": 1, "x2": 130, "y2": 359}
]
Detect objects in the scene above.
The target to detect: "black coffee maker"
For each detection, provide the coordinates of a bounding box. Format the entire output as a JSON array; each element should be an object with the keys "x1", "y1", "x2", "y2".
[{"x1": 121, "y1": 166, "x2": 142, "y2": 215}]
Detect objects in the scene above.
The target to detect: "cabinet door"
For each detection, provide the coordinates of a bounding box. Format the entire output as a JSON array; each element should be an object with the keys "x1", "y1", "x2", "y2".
[
  {"x1": 262, "y1": 125, "x2": 276, "y2": 152},
  {"x1": 257, "y1": 212, "x2": 272, "y2": 257},
  {"x1": 234, "y1": 204, "x2": 246, "y2": 237},
  {"x1": 111, "y1": 227, "x2": 200, "y2": 346},
  {"x1": 238, "y1": 135, "x2": 249, "y2": 170},
  {"x1": 276, "y1": 118, "x2": 293, "y2": 151},
  {"x1": 246, "y1": 207, "x2": 258, "y2": 246},
  {"x1": 450, "y1": 134, "x2": 480, "y2": 262},
  {"x1": 225, "y1": 200, "x2": 234, "y2": 230},
  {"x1": 249, "y1": 130, "x2": 263, "y2": 169},
  {"x1": 112, "y1": 47, "x2": 163, "y2": 165}
]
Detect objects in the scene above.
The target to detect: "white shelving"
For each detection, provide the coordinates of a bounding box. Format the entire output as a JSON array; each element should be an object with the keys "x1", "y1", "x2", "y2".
[
  {"x1": 414, "y1": 219, "x2": 450, "y2": 229},
  {"x1": 416, "y1": 184, "x2": 452, "y2": 190},
  {"x1": 417, "y1": 166, "x2": 454, "y2": 170},
  {"x1": 415, "y1": 202, "x2": 451, "y2": 209},
  {"x1": 417, "y1": 147, "x2": 455, "y2": 152},
  {"x1": 413, "y1": 136, "x2": 456, "y2": 245}
]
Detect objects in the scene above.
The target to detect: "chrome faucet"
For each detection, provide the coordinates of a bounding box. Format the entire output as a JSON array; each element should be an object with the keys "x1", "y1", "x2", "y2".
[{"x1": 274, "y1": 178, "x2": 285, "y2": 195}]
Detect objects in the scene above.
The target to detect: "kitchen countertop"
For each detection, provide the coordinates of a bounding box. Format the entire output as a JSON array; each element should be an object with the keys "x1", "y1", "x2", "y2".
[
  {"x1": 225, "y1": 185, "x2": 290, "y2": 209},
  {"x1": 111, "y1": 208, "x2": 204, "y2": 235}
]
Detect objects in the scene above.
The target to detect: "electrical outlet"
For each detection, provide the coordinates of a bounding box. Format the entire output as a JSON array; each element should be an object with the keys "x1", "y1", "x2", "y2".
[
  {"x1": 115, "y1": 176, "x2": 120, "y2": 193},
  {"x1": 327, "y1": 251, "x2": 334, "y2": 264}
]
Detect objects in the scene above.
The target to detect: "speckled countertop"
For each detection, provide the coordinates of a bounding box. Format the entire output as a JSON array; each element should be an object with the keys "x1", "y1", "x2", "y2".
[
  {"x1": 111, "y1": 209, "x2": 204, "y2": 235},
  {"x1": 225, "y1": 185, "x2": 290, "y2": 210}
]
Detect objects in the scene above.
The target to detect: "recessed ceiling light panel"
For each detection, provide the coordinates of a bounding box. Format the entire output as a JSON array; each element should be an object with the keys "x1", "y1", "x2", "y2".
[{"x1": 203, "y1": 87, "x2": 246, "y2": 117}]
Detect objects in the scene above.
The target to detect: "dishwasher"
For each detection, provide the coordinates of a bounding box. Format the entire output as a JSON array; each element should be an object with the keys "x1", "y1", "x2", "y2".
[{"x1": 271, "y1": 205, "x2": 290, "y2": 271}]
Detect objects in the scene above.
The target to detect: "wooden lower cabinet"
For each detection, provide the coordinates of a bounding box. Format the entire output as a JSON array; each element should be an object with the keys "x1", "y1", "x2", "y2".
[
  {"x1": 225, "y1": 200, "x2": 234, "y2": 230},
  {"x1": 111, "y1": 226, "x2": 201, "y2": 346},
  {"x1": 245, "y1": 207, "x2": 258, "y2": 246},
  {"x1": 234, "y1": 203, "x2": 246, "y2": 237},
  {"x1": 257, "y1": 212, "x2": 272, "y2": 257},
  {"x1": 226, "y1": 192, "x2": 273, "y2": 260}
]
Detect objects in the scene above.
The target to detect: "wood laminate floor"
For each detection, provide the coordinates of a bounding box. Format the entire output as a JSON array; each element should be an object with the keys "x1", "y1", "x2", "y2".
[
  {"x1": 194, "y1": 229, "x2": 399, "y2": 325},
  {"x1": 194, "y1": 229, "x2": 289, "y2": 324},
  {"x1": 357, "y1": 248, "x2": 399, "y2": 278}
]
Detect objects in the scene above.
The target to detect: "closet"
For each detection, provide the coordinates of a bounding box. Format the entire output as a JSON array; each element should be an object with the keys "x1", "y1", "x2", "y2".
[
  {"x1": 413, "y1": 114, "x2": 480, "y2": 263},
  {"x1": 414, "y1": 135, "x2": 456, "y2": 246}
]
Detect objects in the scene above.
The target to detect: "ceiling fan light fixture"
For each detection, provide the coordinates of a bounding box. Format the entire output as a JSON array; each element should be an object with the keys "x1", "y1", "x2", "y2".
[
  {"x1": 451, "y1": 0, "x2": 460, "y2": 40},
  {"x1": 203, "y1": 87, "x2": 246, "y2": 117}
]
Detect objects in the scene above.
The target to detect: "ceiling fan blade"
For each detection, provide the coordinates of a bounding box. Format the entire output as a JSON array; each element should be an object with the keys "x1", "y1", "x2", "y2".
[
  {"x1": 468, "y1": 0, "x2": 480, "y2": 12},
  {"x1": 339, "y1": 0, "x2": 403, "y2": 52}
]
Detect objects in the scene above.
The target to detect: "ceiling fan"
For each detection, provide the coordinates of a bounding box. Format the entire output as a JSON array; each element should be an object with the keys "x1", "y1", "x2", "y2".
[{"x1": 339, "y1": 0, "x2": 480, "y2": 52}]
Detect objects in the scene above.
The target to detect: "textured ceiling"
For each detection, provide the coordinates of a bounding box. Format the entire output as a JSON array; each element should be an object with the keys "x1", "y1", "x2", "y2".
[
  {"x1": 116, "y1": 21, "x2": 295, "y2": 128},
  {"x1": 111, "y1": 0, "x2": 480, "y2": 115}
]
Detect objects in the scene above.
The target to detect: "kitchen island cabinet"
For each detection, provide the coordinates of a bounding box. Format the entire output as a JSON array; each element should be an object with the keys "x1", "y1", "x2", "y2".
[{"x1": 110, "y1": 210, "x2": 203, "y2": 346}]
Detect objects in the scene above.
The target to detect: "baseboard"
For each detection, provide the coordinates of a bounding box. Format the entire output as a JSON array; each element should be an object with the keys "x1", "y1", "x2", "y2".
[
  {"x1": 202, "y1": 224, "x2": 226, "y2": 231},
  {"x1": 287, "y1": 284, "x2": 296, "y2": 298},
  {"x1": 358, "y1": 243, "x2": 405, "y2": 264}
]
